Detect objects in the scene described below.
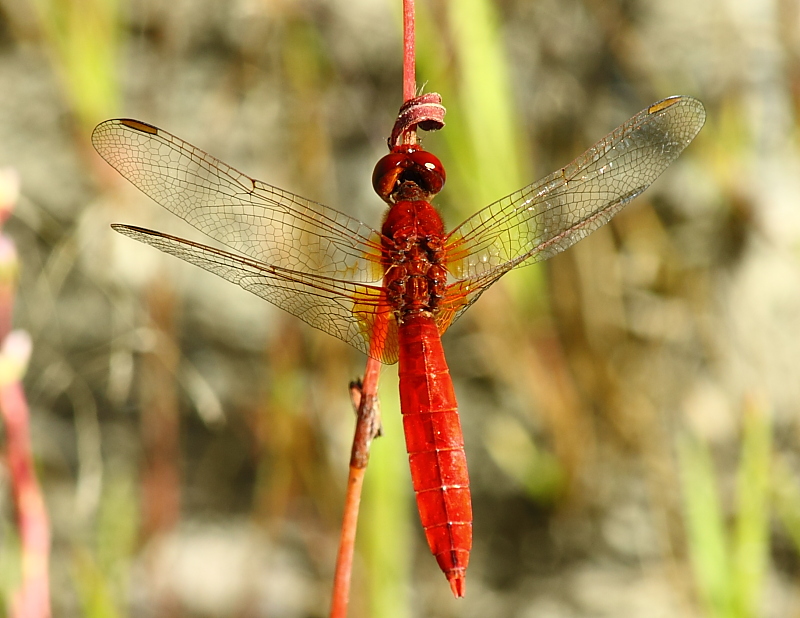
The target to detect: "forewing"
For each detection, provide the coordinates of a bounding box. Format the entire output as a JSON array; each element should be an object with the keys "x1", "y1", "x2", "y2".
[
  {"x1": 444, "y1": 96, "x2": 706, "y2": 282},
  {"x1": 93, "y1": 119, "x2": 384, "y2": 282},
  {"x1": 113, "y1": 224, "x2": 399, "y2": 363}
]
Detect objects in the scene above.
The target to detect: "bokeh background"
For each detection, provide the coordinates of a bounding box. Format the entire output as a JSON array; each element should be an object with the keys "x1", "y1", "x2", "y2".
[{"x1": 0, "y1": 0, "x2": 799, "y2": 616}]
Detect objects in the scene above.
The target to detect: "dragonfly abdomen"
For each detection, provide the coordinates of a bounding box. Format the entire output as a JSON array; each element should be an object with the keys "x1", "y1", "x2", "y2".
[{"x1": 398, "y1": 312, "x2": 472, "y2": 597}]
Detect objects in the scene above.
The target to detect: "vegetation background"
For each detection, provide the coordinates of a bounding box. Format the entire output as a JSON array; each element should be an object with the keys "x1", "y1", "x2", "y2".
[{"x1": 0, "y1": 0, "x2": 798, "y2": 616}]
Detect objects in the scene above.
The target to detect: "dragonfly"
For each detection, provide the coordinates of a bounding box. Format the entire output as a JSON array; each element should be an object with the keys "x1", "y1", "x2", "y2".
[{"x1": 93, "y1": 95, "x2": 705, "y2": 597}]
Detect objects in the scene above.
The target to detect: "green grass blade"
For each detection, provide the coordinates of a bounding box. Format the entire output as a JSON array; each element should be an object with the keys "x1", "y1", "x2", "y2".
[
  {"x1": 774, "y1": 458, "x2": 800, "y2": 556},
  {"x1": 731, "y1": 403, "x2": 771, "y2": 618},
  {"x1": 31, "y1": 0, "x2": 121, "y2": 128},
  {"x1": 678, "y1": 433, "x2": 733, "y2": 618},
  {"x1": 417, "y1": 0, "x2": 526, "y2": 215},
  {"x1": 361, "y1": 368, "x2": 411, "y2": 618}
]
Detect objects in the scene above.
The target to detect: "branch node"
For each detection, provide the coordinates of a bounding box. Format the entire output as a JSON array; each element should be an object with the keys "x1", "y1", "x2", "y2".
[{"x1": 389, "y1": 93, "x2": 446, "y2": 147}]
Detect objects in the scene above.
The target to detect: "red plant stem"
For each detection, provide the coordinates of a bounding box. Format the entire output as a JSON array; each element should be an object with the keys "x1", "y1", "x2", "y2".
[
  {"x1": 330, "y1": 356, "x2": 383, "y2": 618},
  {"x1": 330, "y1": 1, "x2": 418, "y2": 613},
  {"x1": 140, "y1": 282, "x2": 181, "y2": 541},
  {"x1": 0, "y1": 171, "x2": 51, "y2": 618},
  {"x1": 2, "y1": 377, "x2": 51, "y2": 618},
  {"x1": 403, "y1": 0, "x2": 416, "y2": 103},
  {"x1": 394, "y1": 1, "x2": 445, "y2": 147}
]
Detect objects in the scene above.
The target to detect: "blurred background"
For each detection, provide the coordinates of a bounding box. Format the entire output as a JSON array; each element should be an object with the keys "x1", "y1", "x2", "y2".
[{"x1": 0, "y1": 0, "x2": 799, "y2": 616}]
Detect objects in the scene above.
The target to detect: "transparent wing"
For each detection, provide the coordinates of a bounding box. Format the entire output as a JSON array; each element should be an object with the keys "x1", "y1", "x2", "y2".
[
  {"x1": 93, "y1": 119, "x2": 384, "y2": 282},
  {"x1": 434, "y1": 96, "x2": 705, "y2": 334},
  {"x1": 444, "y1": 96, "x2": 706, "y2": 281},
  {"x1": 112, "y1": 224, "x2": 399, "y2": 363}
]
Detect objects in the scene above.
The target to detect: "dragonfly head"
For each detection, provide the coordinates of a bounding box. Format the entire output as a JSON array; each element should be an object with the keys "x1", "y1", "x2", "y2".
[{"x1": 372, "y1": 145, "x2": 446, "y2": 203}]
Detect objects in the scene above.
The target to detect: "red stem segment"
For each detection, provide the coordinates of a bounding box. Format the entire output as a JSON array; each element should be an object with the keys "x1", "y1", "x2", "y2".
[
  {"x1": 2, "y1": 374, "x2": 51, "y2": 618},
  {"x1": 403, "y1": 0, "x2": 416, "y2": 103},
  {"x1": 330, "y1": 0, "x2": 446, "y2": 612},
  {"x1": 0, "y1": 171, "x2": 51, "y2": 618},
  {"x1": 330, "y1": 356, "x2": 383, "y2": 618},
  {"x1": 389, "y1": 93, "x2": 446, "y2": 147},
  {"x1": 392, "y1": 1, "x2": 445, "y2": 147}
]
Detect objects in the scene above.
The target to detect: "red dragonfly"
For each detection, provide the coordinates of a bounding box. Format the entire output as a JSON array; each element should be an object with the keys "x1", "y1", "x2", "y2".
[{"x1": 93, "y1": 95, "x2": 705, "y2": 596}]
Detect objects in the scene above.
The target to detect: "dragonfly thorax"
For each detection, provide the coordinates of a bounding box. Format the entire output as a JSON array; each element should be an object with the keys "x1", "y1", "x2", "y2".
[{"x1": 382, "y1": 199, "x2": 448, "y2": 317}]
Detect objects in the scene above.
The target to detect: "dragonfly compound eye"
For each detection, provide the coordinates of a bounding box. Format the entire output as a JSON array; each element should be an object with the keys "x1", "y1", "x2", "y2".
[
  {"x1": 372, "y1": 152, "x2": 409, "y2": 201},
  {"x1": 372, "y1": 146, "x2": 446, "y2": 201},
  {"x1": 408, "y1": 150, "x2": 446, "y2": 195}
]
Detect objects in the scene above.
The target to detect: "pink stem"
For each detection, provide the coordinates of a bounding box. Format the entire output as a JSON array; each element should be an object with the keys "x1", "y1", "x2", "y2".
[
  {"x1": 2, "y1": 378, "x2": 51, "y2": 618},
  {"x1": 403, "y1": 0, "x2": 416, "y2": 103},
  {"x1": 0, "y1": 170, "x2": 51, "y2": 618}
]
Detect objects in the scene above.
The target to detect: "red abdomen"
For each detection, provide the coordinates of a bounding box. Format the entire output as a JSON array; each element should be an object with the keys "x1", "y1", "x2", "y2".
[{"x1": 398, "y1": 312, "x2": 472, "y2": 597}]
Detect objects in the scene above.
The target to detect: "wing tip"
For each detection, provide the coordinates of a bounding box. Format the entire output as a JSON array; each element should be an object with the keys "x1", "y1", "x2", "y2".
[
  {"x1": 118, "y1": 118, "x2": 159, "y2": 135},
  {"x1": 648, "y1": 95, "x2": 707, "y2": 125},
  {"x1": 648, "y1": 94, "x2": 699, "y2": 113},
  {"x1": 92, "y1": 118, "x2": 160, "y2": 151},
  {"x1": 110, "y1": 223, "x2": 149, "y2": 238},
  {"x1": 648, "y1": 96, "x2": 682, "y2": 114}
]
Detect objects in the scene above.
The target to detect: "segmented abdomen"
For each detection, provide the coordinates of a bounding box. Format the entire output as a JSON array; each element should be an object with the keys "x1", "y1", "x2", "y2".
[{"x1": 397, "y1": 312, "x2": 472, "y2": 595}]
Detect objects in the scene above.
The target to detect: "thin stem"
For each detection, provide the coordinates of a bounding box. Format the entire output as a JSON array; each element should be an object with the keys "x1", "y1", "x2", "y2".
[
  {"x1": 403, "y1": 0, "x2": 416, "y2": 103},
  {"x1": 0, "y1": 170, "x2": 51, "y2": 618},
  {"x1": 329, "y1": 356, "x2": 383, "y2": 618},
  {"x1": 2, "y1": 373, "x2": 51, "y2": 618},
  {"x1": 349, "y1": 357, "x2": 382, "y2": 468},
  {"x1": 329, "y1": 1, "x2": 418, "y2": 612},
  {"x1": 392, "y1": 1, "x2": 444, "y2": 147}
]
